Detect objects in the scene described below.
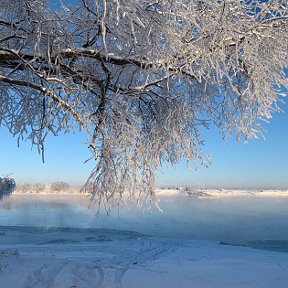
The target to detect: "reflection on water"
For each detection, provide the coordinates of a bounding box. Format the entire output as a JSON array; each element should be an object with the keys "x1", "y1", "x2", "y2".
[{"x1": 0, "y1": 194, "x2": 288, "y2": 248}]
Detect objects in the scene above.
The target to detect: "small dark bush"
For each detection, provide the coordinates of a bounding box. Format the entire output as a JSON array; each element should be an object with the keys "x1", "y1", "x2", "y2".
[{"x1": 0, "y1": 177, "x2": 16, "y2": 200}]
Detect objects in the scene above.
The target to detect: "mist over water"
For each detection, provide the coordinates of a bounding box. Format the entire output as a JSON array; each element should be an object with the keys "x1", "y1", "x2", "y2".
[{"x1": 1, "y1": 194, "x2": 288, "y2": 250}]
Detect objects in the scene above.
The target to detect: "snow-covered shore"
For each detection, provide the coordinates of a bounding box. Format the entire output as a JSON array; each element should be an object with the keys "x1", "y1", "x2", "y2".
[
  {"x1": 12, "y1": 188, "x2": 288, "y2": 198},
  {"x1": 1, "y1": 238, "x2": 288, "y2": 288},
  {"x1": 155, "y1": 188, "x2": 288, "y2": 198}
]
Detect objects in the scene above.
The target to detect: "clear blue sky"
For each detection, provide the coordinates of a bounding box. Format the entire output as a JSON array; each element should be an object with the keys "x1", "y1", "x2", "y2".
[
  {"x1": 0, "y1": 0, "x2": 287, "y2": 188},
  {"x1": 157, "y1": 104, "x2": 288, "y2": 189},
  {"x1": 0, "y1": 102, "x2": 288, "y2": 188}
]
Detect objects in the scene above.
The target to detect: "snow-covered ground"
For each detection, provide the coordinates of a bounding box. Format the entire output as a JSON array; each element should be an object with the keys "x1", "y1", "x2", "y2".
[
  {"x1": 13, "y1": 188, "x2": 288, "y2": 198},
  {"x1": 1, "y1": 238, "x2": 288, "y2": 288},
  {"x1": 156, "y1": 188, "x2": 288, "y2": 198}
]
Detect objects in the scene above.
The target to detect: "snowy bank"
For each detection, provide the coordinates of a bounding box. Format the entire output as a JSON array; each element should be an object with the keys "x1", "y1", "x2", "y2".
[
  {"x1": 12, "y1": 188, "x2": 288, "y2": 199},
  {"x1": 155, "y1": 188, "x2": 288, "y2": 199},
  {"x1": 1, "y1": 239, "x2": 288, "y2": 288}
]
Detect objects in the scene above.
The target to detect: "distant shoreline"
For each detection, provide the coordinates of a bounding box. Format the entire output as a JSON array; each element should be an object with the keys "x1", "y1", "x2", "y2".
[
  {"x1": 156, "y1": 188, "x2": 288, "y2": 198},
  {"x1": 11, "y1": 188, "x2": 288, "y2": 199}
]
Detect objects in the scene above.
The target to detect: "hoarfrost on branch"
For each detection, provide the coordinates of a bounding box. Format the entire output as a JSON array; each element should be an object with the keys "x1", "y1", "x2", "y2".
[{"x1": 0, "y1": 0, "x2": 287, "y2": 209}]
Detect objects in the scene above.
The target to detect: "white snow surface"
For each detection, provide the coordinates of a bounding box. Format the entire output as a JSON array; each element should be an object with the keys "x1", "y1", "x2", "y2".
[
  {"x1": 155, "y1": 188, "x2": 288, "y2": 198},
  {"x1": 1, "y1": 239, "x2": 288, "y2": 288}
]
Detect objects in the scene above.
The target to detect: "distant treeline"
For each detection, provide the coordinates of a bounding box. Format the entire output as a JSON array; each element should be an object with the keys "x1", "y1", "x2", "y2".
[{"x1": 15, "y1": 181, "x2": 84, "y2": 194}]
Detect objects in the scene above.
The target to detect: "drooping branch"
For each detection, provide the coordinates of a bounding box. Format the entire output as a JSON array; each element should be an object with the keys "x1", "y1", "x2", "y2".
[{"x1": 0, "y1": 75, "x2": 83, "y2": 126}]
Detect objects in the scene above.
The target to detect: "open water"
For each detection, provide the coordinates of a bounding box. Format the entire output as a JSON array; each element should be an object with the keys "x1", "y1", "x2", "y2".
[{"x1": 0, "y1": 194, "x2": 288, "y2": 252}]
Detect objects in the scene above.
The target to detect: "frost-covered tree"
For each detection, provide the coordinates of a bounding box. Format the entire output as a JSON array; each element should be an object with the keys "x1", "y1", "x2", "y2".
[
  {"x1": 0, "y1": 177, "x2": 16, "y2": 200},
  {"x1": 0, "y1": 0, "x2": 287, "y2": 209}
]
